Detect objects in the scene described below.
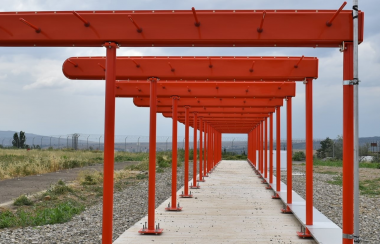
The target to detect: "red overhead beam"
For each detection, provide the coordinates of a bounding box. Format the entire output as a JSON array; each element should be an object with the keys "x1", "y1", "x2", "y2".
[
  {"x1": 115, "y1": 81, "x2": 296, "y2": 98},
  {"x1": 63, "y1": 56, "x2": 318, "y2": 81},
  {"x1": 0, "y1": 10, "x2": 363, "y2": 47},
  {"x1": 156, "y1": 107, "x2": 275, "y2": 114},
  {"x1": 134, "y1": 97, "x2": 283, "y2": 107},
  {"x1": 170, "y1": 113, "x2": 269, "y2": 118}
]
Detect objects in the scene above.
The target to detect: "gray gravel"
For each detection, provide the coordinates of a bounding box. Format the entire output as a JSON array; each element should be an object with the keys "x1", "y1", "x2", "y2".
[
  {"x1": 0, "y1": 162, "x2": 194, "y2": 244},
  {"x1": 280, "y1": 170, "x2": 380, "y2": 244}
]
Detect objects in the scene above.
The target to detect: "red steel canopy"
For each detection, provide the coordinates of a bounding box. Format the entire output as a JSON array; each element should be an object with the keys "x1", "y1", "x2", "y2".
[
  {"x1": 0, "y1": 10, "x2": 363, "y2": 47},
  {"x1": 116, "y1": 81, "x2": 296, "y2": 98},
  {"x1": 156, "y1": 107, "x2": 275, "y2": 114},
  {"x1": 63, "y1": 56, "x2": 318, "y2": 81}
]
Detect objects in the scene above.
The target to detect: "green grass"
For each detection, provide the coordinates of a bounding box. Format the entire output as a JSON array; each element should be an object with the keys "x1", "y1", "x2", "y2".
[
  {"x1": 13, "y1": 195, "x2": 33, "y2": 206},
  {"x1": 313, "y1": 159, "x2": 380, "y2": 169},
  {"x1": 359, "y1": 178, "x2": 380, "y2": 196},
  {"x1": 327, "y1": 175, "x2": 343, "y2": 186},
  {"x1": 317, "y1": 171, "x2": 338, "y2": 175},
  {"x1": 0, "y1": 200, "x2": 84, "y2": 228},
  {"x1": 125, "y1": 161, "x2": 149, "y2": 171}
]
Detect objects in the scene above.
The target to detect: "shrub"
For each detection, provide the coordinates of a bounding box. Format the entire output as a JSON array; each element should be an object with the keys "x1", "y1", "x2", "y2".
[
  {"x1": 14, "y1": 195, "x2": 33, "y2": 206},
  {"x1": 293, "y1": 151, "x2": 306, "y2": 161}
]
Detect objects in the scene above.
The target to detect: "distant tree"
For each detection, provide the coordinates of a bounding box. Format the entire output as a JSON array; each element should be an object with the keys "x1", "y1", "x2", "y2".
[
  {"x1": 359, "y1": 143, "x2": 370, "y2": 157},
  {"x1": 12, "y1": 133, "x2": 19, "y2": 148},
  {"x1": 12, "y1": 131, "x2": 27, "y2": 148},
  {"x1": 316, "y1": 137, "x2": 334, "y2": 159}
]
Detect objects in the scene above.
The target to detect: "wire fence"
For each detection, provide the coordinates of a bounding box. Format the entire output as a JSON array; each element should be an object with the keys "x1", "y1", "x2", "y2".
[{"x1": 0, "y1": 133, "x2": 329, "y2": 154}]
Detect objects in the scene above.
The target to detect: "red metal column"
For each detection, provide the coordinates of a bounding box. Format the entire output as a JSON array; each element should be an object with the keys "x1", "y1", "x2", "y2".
[
  {"x1": 283, "y1": 97, "x2": 293, "y2": 213},
  {"x1": 181, "y1": 106, "x2": 192, "y2": 198},
  {"x1": 139, "y1": 77, "x2": 163, "y2": 234},
  {"x1": 204, "y1": 122, "x2": 208, "y2": 177},
  {"x1": 191, "y1": 113, "x2": 199, "y2": 189},
  {"x1": 102, "y1": 42, "x2": 117, "y2": 244},
  {"x1": 166, "y1": 96, "x2": 182, "y2": 211},
  {"x1": 208, "y1": 125, "x2": 212, "y2": 173},
  {"x1": 342, "y1": 42, "x2": 354, "y2": 244},
  {"x1": 297, "y1": 78, "x2": 314, "y2": 237},
  {"x1": 260, "y1": 121, "x2": 264, "y2": 174},
  {"x1": 248, "y1": 132, "x2": 251, "y2": 163},
  {"x1": 264, "y1": 117, "x2": 268, "y2": 179},
  {"x1": 270, "y1": 113, "x2": 274, "y2": 184},
  {"x1": 198, "y1": 117, "x2": 204, "y2": 182},
  {"x1": 273, "y1": 106, "x2": 281, "y2": 199},
  {"x1": 253, "y1": 128, "x2": 256, "y2": 167}
]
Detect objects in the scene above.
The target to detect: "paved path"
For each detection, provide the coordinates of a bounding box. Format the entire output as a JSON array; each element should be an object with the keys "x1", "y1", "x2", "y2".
[
  {"x1": 114, "y1": 160, "x2": 316, "y2": 244},
  {"x1": 0, "y1": 161, "x2": 136, "y2": 205}
]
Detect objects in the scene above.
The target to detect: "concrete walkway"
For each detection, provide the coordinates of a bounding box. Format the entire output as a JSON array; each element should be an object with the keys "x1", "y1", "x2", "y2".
[{"x1": 114, "y1": 160, "x2": 316, "y2": 244}]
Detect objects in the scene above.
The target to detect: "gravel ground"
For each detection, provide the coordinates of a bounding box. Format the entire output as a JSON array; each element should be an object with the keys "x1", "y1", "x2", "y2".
[
  {"x1": 280, "y1": 168, "x2": 380, "y2": 244},
  {"x1": 0, "y1": 162, "x2": 195, "y2": 244}
]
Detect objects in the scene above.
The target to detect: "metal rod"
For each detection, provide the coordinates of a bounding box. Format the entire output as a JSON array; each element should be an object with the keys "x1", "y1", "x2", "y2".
[
  {"x1": 171, "y1": 96, "x2": 178, "y2": 208},
  {"x1": 264, "y1": 118, "x2": 268, "y2": 178},
  {"x1": 19, "y1": 18, "x2": 41, "y2": 33},
  {"x1": 294, "y1": 55, "x2": 304, "y2": 68},
  {"x1": 270, "y1": 113, "x2": 273, "y2": 184},
  {"x1": 257, "y1": 11, "x2": 266, "y2": 33},
  {"x1": 199, "y1": 117, "x2": 203, "y2": 181},
  {"x1": 168, "y1": 62, "x2": 175, "y2": 72},
  {"x1": 67, "y1": 59, "x2": 78, "y2": 67},
  {"x1": 204, "y1": 122, "x2": 207, "y2": 176},
  {"x1": 191, "y1": 7, "x2": 201, "y2": 27},
  {"x1": 353, "y1": 0, "x2": 360, "y2": 242},
  {"x1": 305, "y1": 78, "x2": 313, "y2": 226},
  {"x1": 128, "y1": 15, "x2": 143, "y2": 33},
  {"x1": 249, "y1": 61, "x2": 255, "y2": 72},
  {"x1": 193, "y1": 113, "x2": 198, "y2": 187},
  {"x1": 276, "y1": 107, "x2": 281, "y2": 192},
  {"x1": 326, "y1": 1, "x2": 347, "y2": 26},
  {"x1": 102, "y1": 42, "x2": 117, "y2": 244},
  {"x1": 131, "y1": 59, "x2": 140, "y2": 68},
  {"x1": 184, "y1": 106, "x2": 190, "y2": 195},
  {"x1": 73, "y1": 11, "x2": 90, "y2": 27},
  {"x1": 147, "y1": 77, "x2": 158, "y2": 230},
  {"x1": 287, "y1": 97, "x2": 293, "y2": 205}
]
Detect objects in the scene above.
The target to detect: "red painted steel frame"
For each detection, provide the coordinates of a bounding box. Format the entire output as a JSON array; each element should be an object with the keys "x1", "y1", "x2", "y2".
[
  {"x1": 204, "y1": 122, "x2": 208, "y2": 177},
  {"x1": 102, "y1": 42, "x2": 117, "y2": 244},
  {"x1": 134, "y1": 97, "x2": 284, "y2": 108},
  {"x1": 264, "y1": 118, "x2": 268, "y2": 179},
  {"x1": 180, "y1": 106, "x2": 192, "y2": 198},
  {"x1": 260, "y1": 122, "x2": 263, "y2": 174},
  {"x1": 343, "y1": 42, "x2": 354, "y2": 244},
  {"x1": 62, "y1": 56, "x2": 318, "y2": 81},
  {"x1": 115, "y1": 81, "x2": 296, "y2": 98},
  {"x1": 0, "y1": 10, "x2": 363, "y2": 47},
  {"x1": 191, "y1": 113, "x2": 199, "y2": 189},
  {"x1": 198, "y1": 117, "x2": 204, "y2": 182},
  {"x1": 165, "y1": 96, "x2": 182, "y2": 211},
  {"x1": 282, "y1": 97, "x2": 293, "y2": 213},
  {"x1": 157, "y1": 107, "x2": 276, "y2": 114},
  {"x1": 270, "y1": 113, "x2": 274, "y2": 184},
  {"x1": 273, "y1": 106, "x2": 281, "y2": 199}
]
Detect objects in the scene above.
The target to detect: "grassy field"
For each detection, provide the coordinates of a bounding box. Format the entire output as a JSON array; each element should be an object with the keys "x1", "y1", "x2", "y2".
[{"x1": 0, "y1": 149, "x2": 149, "y2": 180}]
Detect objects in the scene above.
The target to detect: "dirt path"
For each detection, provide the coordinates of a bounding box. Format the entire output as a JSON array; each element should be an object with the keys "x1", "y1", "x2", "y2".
[{"x1": 0, "y1": 161, "x2": 138, "y2": 205}]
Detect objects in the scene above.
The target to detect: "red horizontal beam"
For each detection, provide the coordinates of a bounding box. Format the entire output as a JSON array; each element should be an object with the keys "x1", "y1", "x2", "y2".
[
  {"x1": 157, "y1": 107, "x2": 275, "y2": 114},
  {"x1": 116, "y1": 81, "x2": 296, "y2": 98},
  {"x1": 0, "y1": 10, "x2": 363, "y2": 47},
  {"x1": 170, "y1": 113, "x2": 269, "y2": 118},
  {"x1": 63, "y1": 56, "x2": 318, "y2": 80},
  {"x1": 134, "y1": 97, "x2": 283, "y2": 107}
]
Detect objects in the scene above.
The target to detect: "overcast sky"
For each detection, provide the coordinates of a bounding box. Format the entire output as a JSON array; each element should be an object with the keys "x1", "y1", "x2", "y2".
[{"x1": 0, "y1": 0, "x2": 379, "y2": 141}]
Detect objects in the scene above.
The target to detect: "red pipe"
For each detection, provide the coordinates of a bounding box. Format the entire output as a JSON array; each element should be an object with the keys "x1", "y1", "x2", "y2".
[
  {"x1": 193, "y1": 113, "x2": 198, "y2": 187},
  {"x1": 305, "y1": 78, "x2": 313, "y2": 226},
  {"x1": 171, "y1": 96, "x2": 178, "y2": 208},
  {"x1": 287, "y1": 97, "x2": 293, "y2": 205},
  {"x1": 199, "y1": 117, "x2": 203, "y2": 181},
  {"x1": 276, "y1": 106, "x2": 281, "y2": 192},
  {"x1": 102, "y1": 42, "x2": 117, "y2": 244},
  {"x1": 270, "y1": 113, "x2": 273, "y2": 184},
  {"x1": 204, "y1": 122, "x2": 207, "y2": 176},
  {"x1": 184, "y1": 106, "x2": 190, "y2": 195},
  {"x1": 264, "y1": 118, "x2": 268, "y2": 178},
  {"x1": 343, "y1": 42, "x2": 354, "y2": 244},
  {"x1": 260, "y1": 121, "x2": 263, "y2": 174},
  {"x1": 326, "y1": 1, "x2": 347, "y2": 27}
]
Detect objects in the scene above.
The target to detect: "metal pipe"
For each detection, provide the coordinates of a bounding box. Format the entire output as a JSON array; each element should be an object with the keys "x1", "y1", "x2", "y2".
[
  {"x1": 166, "y1": 137, "x2": 169, "y2": 151},
  {"x1": 287, "y1": 97, "x2": 293, "y2": 206},
  {"x1": 124, "y1": 136, "x2": 128, "y2": 152},
  {"x1": 264, "y1": 117, "x2": 268, "y2": 178},
  {"x1": 171, "y1": 96, "x2": 179, "y2": 208},
  {"x1": 204, "y1": 122, "x2": 207, "y2": 176},
  {"x1": 101, "y1": 42, "x2": 117, "y2": 243},
  {"x1": 276, "y1": 107, "x2": 281, "y2": 192},
  {"x1": 147, "y1": 77, "x2": 158, "y2": 231},
  {"x1": 184, "y1": 106, "x2": 190, "y2": 195},
  {"x1": 305, "y1": 78, "x2": 314, "y2": 226},
  {"x1": 41, "y1": 137, "x2": 43, "y2": 149},
  {"x1": 199, "y1": 117, "x2": 203, "y2": 181},
  {"x1": 353, "y1": 0, "x2": 360, "y2": 242},
  {"x1": 193, "y1": 113, "x2": 198, "y2": 187},
  {"x1": 58, "y1": 136, "x2": 61, "y2": 150}
]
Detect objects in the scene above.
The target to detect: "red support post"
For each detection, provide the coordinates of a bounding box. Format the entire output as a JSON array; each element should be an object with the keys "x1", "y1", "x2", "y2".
[
  {"x1": 297, "y1": 78, "x2": 314, "y2": 237},
  {"x1": 198, "y1": 117, "x2": 204, "y2": 182},
  {"x1": 270, "y1": 113, "x2": 273, "y2": 184},
  {"x1": 102, "y1": 42, "x2": 117, "y2": 244},
  {"x1": 180, "y1": 106, "x2": 192, "y2": 198},
  {"x1": 191, "y1": 113, "x2": 199, "y2": 189},
  {"x1": 139, "y1": 77, "x2": 163, "y2": 234},
  {"x1": 208, "y1": 125, "x2": 212, "y2": 173},
  {"x1": 342, "y1": 42, "x2": 354, "y2": 244},
  {"x1": 260, "y1": 121, "x2": 264, "y2": 174},
  {"x1": 264, "y1": 117, "x2": 268, "y2": 179},
  {"x1": 273, "y1": 106, "x2": 281, "y2": 199},
  {"x1": 204, "y1": 122, "x2": 208, "y2": 177},
  {"x1": 282, "y1": 97, "x2": 293, "y2": 213},
  {"x1": 253, "y1": 128, "x2": 256, "y2": 167},
  {"x1": 165, "y1": 96, "x2": 182, "y2": 211}
]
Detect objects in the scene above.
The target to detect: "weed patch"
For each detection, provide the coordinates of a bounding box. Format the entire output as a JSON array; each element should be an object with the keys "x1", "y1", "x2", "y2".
[{"x1": 13, "y1": 195, "x2": 33, "y2": 206}]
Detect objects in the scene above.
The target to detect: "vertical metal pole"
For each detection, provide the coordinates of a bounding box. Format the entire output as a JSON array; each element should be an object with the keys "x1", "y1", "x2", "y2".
[
  {"x1": 199, "y1": 117, "x2": 203, "y2": 181},
  {"x1": 147, "y1": 77, "x2": 158, "y2": 231},
  {"x1": 287, "y1": 97, "x2": 293, "y2": 208},
  {"x1": 270, "y1": 113, "x2": 273, "y2": 184},
  {"x1": 168, "y1": 96, "x2": 179, "y2": 210},
  {"x1": 305, "y1": 78, "x2": 313, "y2": 226},
  {"x1": 264, "y1": 118, "x2": 268, "y2": 178},
  {"x1": 204, "y1": 122, "x2": 207, "y2": 176},
  {"x1": 102, "y1": 42, "x2": 117, "y2": 244},
  {"x1": 260, "y1": 121, "x2": 263, "y2": 174},
  {"x1": 276, "y1": 107, "x2": 281, "y2": 193},
  {"x1": 353, "y1": 1, "x2": 360, "y2": 241},
  {"x1": 208, "y1": 125, "x2": 211, "y2": 173},
  {"x1": 343, "y1": 43, "x2": 354, "y2": 244},
  {"x1": 253, "y1": 128, "x2": 257, "y2": 167},
  {"x1": 184, "y1": 106, "x2": 190, "y2": 196},
  {"x1": 192, "y1": 113, "x2": 198, "y2": 187}
]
